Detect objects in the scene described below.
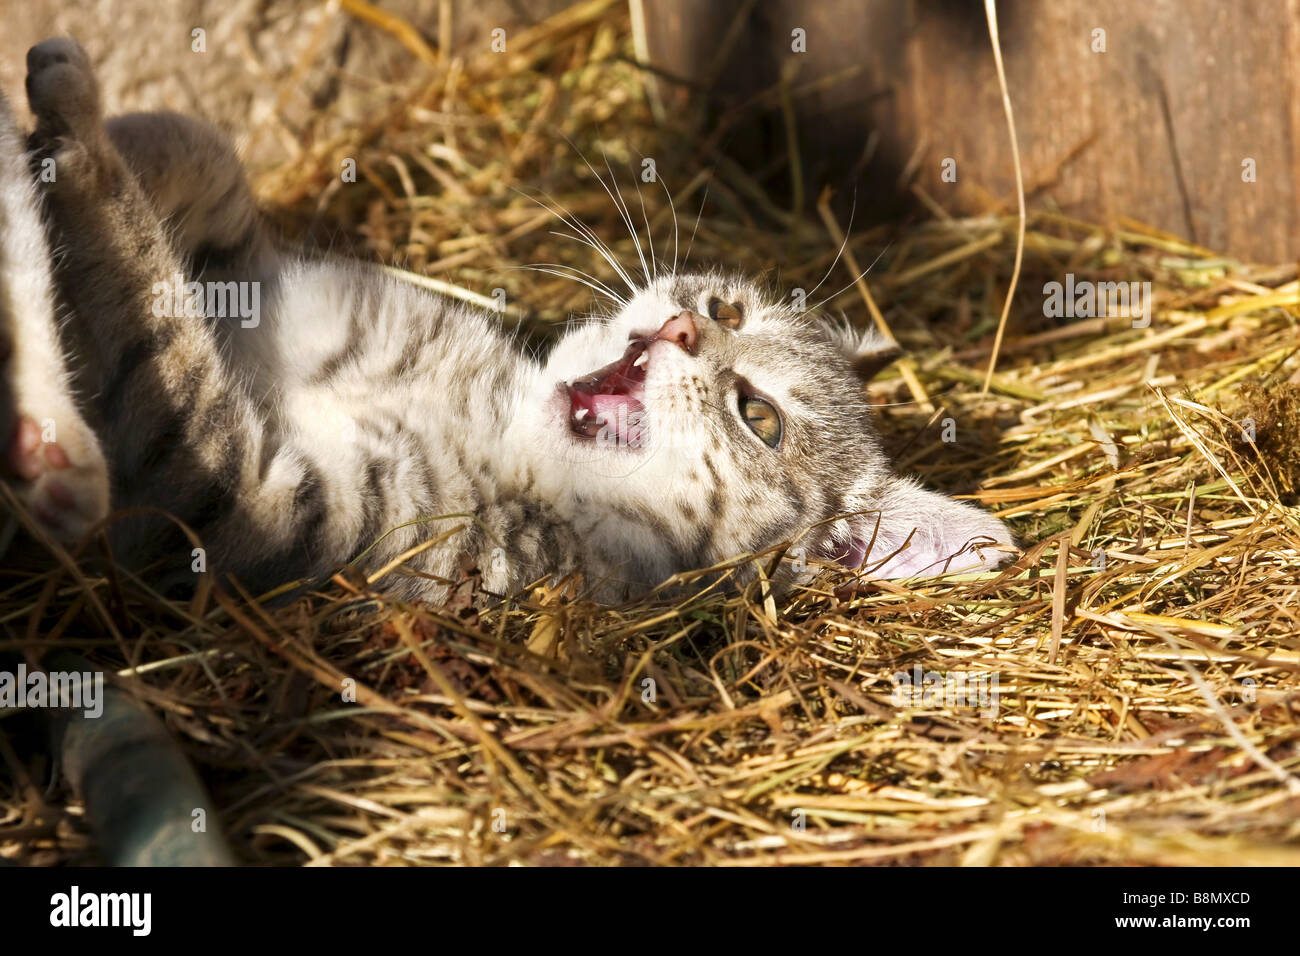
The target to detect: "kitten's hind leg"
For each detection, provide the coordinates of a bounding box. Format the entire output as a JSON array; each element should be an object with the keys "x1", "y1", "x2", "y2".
[
  {"x1": 105, "y1": 111, "x2": 276, "y2": 277},
  {"x1": 27, "y1": 38, "x2": 273, "y2": 279},
  {"x1": 0, "y1": 83, "x2": 109, "y2": 546}
]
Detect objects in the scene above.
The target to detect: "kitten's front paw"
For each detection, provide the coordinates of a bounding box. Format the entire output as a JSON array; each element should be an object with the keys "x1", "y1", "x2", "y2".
[{"x1": 3, "y1": 413, "x2": 110, "y2": 548}]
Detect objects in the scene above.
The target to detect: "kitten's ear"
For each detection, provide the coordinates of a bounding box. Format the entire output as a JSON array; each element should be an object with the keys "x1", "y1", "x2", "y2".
[
  {"x1": 823, "y1": 321, "x2": 903, "y2": 380},
  {"x1": 826, "y1": 477, "x2": 1016, "y2": 578}
]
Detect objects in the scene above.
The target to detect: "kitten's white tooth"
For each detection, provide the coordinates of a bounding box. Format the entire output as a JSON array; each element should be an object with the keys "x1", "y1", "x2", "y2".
[
  {"x1": 633, "y1": 352, "x2": 649, "y2": 368},
  {"x1": 574, "y1": 408, "x2": 589, "y2": 421}
]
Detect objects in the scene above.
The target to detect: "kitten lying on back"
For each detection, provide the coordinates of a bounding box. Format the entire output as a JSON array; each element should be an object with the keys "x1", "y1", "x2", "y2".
[{"x1": 1, "y1": 38, "x2": 1016, "y2": 603}]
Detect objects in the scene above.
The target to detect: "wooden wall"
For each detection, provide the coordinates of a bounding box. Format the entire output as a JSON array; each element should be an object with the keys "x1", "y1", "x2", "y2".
[{"x1": 635, "y1": 0, "x2": 1300, "y2": 263}]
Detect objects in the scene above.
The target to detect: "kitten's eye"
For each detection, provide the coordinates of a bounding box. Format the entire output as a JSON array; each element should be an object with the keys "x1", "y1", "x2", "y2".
[
  {"x1": 739, "y1": 394, "x2": 782, "y2": 448},
  {"x1": 708, "y1": 297, "x2": 744, "y2": 330}
]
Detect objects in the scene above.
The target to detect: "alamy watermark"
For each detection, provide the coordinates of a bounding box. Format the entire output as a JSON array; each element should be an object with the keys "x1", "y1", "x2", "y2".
[
  {"x1": 0, "y1": 663, "x2": 103, "y2": 718},
  {"x1": 1044, "y1": 273, "x2": 1151, "y2": 328},
  {"x1": 592, "y1": 405, "x2": 648, "y2": 451},
  {"x1": 152, "y1": 273, "x2": 260, "y2": 328},
  {"x1": 50, "y1": 886, "x2": 150, "y2": 936},
  {"x1": 891, "y1": 665, "x2": 1000, "y2": 717}
]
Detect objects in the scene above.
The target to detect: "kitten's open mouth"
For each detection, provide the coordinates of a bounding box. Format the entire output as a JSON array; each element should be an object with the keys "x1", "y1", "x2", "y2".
[{"x1": 565, "y1": 339, "x2": 649, "y2": 447}]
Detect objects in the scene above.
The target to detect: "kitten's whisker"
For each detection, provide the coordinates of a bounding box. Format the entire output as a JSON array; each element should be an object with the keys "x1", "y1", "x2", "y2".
[
  {"x1": 545, "y1": 227, "x2": 630, "y2": 282},
  {"x1": 512, "y1": 185, "x2": 639, "y2": 295},
  {"x1": 810, "y1": 240, "x2": 893, "y2": 314},
  {"x1": 531, "y1": 256, "x2": 629, "y2": 306},
  {"x1": 647, "y1": 154, "x2": 681, "y2": 275},
  {"x1": 805, "y1": 191, "x2": 857, "y2": 301},
  {"x1": 681, "y1": 176, "x2": 712, "y2": 271},
  {"x1": 601, "y1": 152, "x2": 653, "y2": 286},
  {"x1": 548, "y1": 208, "x2": 636, "y2": 294},
  {"x1": 621, "y1": 150, "x2": 660, "y2": 285},
  {"x1": 557, "y1": 133, "x2": 650, "y2": 287},
  {"x1": 516, "y1": 264, "x2": 627, "y2": 306},
  {"x1": 518, "y1": 262, "x2": 628, "y2": 305}
]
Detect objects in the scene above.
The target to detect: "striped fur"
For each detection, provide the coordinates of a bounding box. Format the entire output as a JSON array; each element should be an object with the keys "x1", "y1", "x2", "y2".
[{"x1": 2, "y1": 38, "x2": 1016, "y2": 603}]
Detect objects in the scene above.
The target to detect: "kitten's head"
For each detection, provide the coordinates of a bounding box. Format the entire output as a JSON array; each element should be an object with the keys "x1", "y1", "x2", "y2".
[{"x1": 523, "y1": 270, "x2": 1015, "y2": 591}]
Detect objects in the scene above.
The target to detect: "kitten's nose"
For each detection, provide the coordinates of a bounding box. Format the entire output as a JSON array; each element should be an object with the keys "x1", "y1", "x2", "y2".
[{"x1": 656, "y1": 311, "x2": 698, "y2": 354}]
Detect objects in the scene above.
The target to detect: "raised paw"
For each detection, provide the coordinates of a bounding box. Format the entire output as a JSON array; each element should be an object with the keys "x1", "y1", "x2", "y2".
[
  {"x1": 24, "y1": 38, "x2": 113, "y2": 196},
  {"x1": 26, "y1": 38, "x2": 101, "y2": 141},
  {"x1": 3, "y1": 413, "x2": 110, "y2": 547}
]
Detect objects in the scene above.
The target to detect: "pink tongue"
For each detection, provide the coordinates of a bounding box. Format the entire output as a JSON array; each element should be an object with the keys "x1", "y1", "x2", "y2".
[{"x1": 589, "y1": 394, "x2": 644, "y2": 443}]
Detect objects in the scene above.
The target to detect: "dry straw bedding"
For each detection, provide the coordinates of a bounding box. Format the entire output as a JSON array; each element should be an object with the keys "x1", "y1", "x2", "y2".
[{"x1": 2, "y1": 0, "x2": 1299, "y2": 865}]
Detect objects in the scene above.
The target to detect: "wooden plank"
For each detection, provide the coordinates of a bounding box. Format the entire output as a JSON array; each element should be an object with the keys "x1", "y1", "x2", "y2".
[{"x1": 637, "y1": 0, "x2": 1300, "y2": 263}]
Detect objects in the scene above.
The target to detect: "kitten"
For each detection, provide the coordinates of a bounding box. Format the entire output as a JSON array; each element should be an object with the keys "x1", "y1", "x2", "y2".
[{"x1": 1, "y1": 38, "x2": 1016, "y2": 603}]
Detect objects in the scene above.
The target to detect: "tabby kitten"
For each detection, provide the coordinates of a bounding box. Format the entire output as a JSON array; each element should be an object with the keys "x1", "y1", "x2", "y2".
[{"x1": 1, "y1": 38, "x2": 1015, "y2": 603}]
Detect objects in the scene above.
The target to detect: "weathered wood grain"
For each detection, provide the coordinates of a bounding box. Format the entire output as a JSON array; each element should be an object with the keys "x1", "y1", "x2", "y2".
[{"x1": 637, "y1": 0, "x2": 1300, "y2": 262}]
